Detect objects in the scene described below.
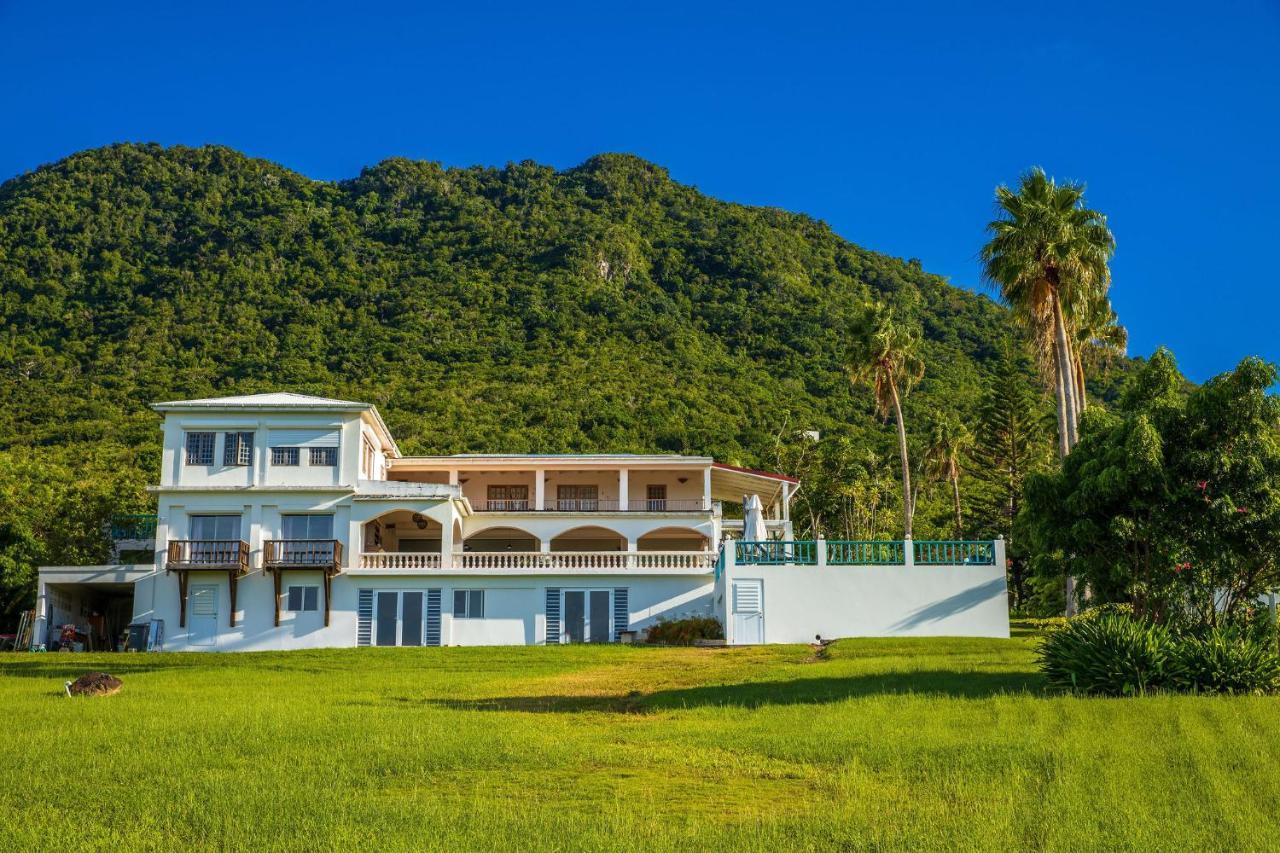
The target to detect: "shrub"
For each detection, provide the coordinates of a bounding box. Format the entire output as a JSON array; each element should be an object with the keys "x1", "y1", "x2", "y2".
[
  {"x1": 1036, "y1": 614, "x2": 1176, "y2": 696},
  {"x1": 1169, "y1": 627, "x2": 1280, "y2": 695},
  {"x1": 645, "y1": 616, "x2": 723, "y2": 645}
]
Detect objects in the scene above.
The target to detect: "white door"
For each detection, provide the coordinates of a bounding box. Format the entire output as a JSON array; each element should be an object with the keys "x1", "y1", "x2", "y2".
[
  {"x1": 189, "y1": 584, "x2": 218, "y2": 647},
  {"x1": 732, "y1": 579, "x2": 764, "y2": 645}
]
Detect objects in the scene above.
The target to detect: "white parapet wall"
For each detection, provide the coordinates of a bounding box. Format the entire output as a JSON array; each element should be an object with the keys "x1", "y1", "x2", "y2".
[{"x1": 720, "y1": 538, "x2": 1011, "y2": 642}]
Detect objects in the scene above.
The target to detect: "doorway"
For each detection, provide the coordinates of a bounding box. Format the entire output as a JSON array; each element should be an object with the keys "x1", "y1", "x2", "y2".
[
  {"x1": 731, "y1": 579, "x2": 764, "y2": 644},
  {"x1": 189, "y1": 583, "x2": 219, "y2": 646},
  {"x1": 561, "y1": 589, "x2": 611, "y2": 643}
]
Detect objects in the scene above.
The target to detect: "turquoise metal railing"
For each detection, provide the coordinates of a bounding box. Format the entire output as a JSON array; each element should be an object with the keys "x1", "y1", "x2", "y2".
[
  {"x1": 826, "y1": 540, "x2": 906, "y2": 565},
  {"x1": 912, "y1": 540, "x2": 996, "y2": 565},
  {"x1": 110, "y1": 513, "x2": 158, "y2": 540},
  {"x1": 729, "y1": 538, "x2": 996, "y2": 567},
  {"x1": 735, "y1": 540, "x2": 817, "y2": 565}
]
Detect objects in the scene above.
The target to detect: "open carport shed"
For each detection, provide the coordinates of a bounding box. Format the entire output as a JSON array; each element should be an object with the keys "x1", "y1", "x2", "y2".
[{"x1": 34, "y1": 565, "x2": 158, "y2": 651}]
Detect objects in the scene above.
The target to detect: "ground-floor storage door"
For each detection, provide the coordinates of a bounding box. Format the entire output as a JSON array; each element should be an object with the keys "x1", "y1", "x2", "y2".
[
  {"x1": 732, "y1": 579, "x2": 764, "y2": 645},
  {"x1": 563, "y1": 591, "x2": 586, "y2": 643},
  {"x1": 589, "y1": 591, "x2": 610, "y2": 643},
  {"x1": 401, "y1": 592, "x2": 424, "y2": 646},
  {"x1": 189, "y1": 583, "x2": 218, "y2": 647},
  {"x1": 375, "y1": 591, "x2": 399, "y2": 647}
]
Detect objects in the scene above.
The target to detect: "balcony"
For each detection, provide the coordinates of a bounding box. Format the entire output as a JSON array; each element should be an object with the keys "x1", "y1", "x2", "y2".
[
  {"x1": 360, "y1": 552, "x2": 442, "y2": 570},
  {"x1": 166, "y1": 540, "x2": 250, "y2": 572},
  {"x1": 264, "y1": 539, "x2": 343, "y2": 570},
  {"x1": 111, "y1": 513, "x2": 158, "y2": 540},
  {"x1": 355, "y1": 550, "x2": 716, "y2": 572},
  {"x1": 731, "y1": 539, "x2": 996, "y2": 567},
  {"x1": 471, "y1": 499, "x2": 710, "y2": 513}
]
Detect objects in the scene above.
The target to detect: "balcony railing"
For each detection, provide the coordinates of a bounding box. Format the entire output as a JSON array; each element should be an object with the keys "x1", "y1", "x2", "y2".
[
  {"x1": 732, "y1": 539, "x2": 997, "y2": 567},
  {"x1": 111, "y1": 513, "x2": 158, "y2": 540},
  {"x1": 471, "y1": 499, "x2": 709, "y2": 512},
  {"x1": 360, "y1": 552, "x2": 442, "y2": 570},
  {"x1": 265, "y1": 539, "x2": 343, "y2": 568},
  {"x1": 166, "y1": 540, "x2": 250, "y2": 571},
  {"x1": 460, "y1": 551, "x2": 717, "y2": 571}
]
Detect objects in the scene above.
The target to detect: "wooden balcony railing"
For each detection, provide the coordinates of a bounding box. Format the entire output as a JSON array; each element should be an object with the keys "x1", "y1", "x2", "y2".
[
  {"x1": 166, "y1": 540, "x2": 250, "y2": 571},
  {"x1": 264, "y1": 539, "x2": 343, "y2": 569}
]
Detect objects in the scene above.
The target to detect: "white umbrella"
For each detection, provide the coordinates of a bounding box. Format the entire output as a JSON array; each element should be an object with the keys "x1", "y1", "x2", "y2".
[{"x1": 743, "y1": 494, "x2": 769, "y2": 541}]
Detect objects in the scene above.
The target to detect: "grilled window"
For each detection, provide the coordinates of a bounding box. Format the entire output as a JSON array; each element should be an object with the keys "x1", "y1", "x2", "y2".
[
  {"x1": 309, "y1": 446, "x2": 338, "y2": 467},
  {"x1": 185, "y1": 432, "x2": 215, "y2": 465},
  {"x1": 223, "y1": 432, "x2": 254, "y2": 467},
  {"x1": 272, "y1": 446, "x2": 299, "y2": 466}
]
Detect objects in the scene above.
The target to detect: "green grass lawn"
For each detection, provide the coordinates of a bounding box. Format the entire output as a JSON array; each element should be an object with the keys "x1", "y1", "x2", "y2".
[{"x1": 3, "y1": 625, "x2": 1279, "y2": 851}]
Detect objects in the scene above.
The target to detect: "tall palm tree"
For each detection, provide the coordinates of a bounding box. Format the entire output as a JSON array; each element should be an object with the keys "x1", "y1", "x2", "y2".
[
  {"x1": 849, "y1": 303, "x2": 925, "y2": 538},
  {"x1": 924, "y1": 415, "x2": 973, "y2": 539},
  {"x1": 980, "y1": 167, "x2": 1115, "y2": 458},
  {"x1": 1071, "y1": 292, "x2": 1128, "y2": 412}
]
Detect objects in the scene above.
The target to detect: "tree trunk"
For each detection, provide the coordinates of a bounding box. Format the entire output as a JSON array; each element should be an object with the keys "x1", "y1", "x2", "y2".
[
  {"x1": 1073, "y1": 352, "x2": 1088, "y2": 413},
  {"x1": 951, "y1": 471, "x2": 963, "y2": 539},
  {"x1": 1052, "y1": 292, "x2": 1079, "y2": 449},
  {"x1": 1051, "y1": 336, "x2": 1070, "y2": 459},
  {"x1": 889, "y1": 377, "x2": 913, "y2": 539}
]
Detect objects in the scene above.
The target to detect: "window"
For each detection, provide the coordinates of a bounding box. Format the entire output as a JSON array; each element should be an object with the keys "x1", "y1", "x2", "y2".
[
  {"x1": 557, "y1": 485, "x2": 598, "y2": 511},
  {"x1": 185, "y1": 432, "x2": 215, "y2": 465},
  {"x1": 646, "y1": 484, "x2": 667, "y2": 511},
  {"x1": 190, "y1": 515, "x2": 241, "y2": 541},
  {"x1": 272, "y1": 446, "x2": 300, "y2": 466},
  {"x1": 286, "y1": 585, "x2": 319, "y2": 612},
  {"x1": 362, "y1": 438, "x2": 376, "y2": 476},
  {"x1": 223, "y1": 431, "x2": 254, "y2": 466},
  {"x1": 453, "y1": 589, "x2": 485, "y2": 618},
  {"x1": 487, "y1": 485, "x2": 529, "y2": 510},
  {"x1": 310, "y1": 446, "x2": 338, "y2": 467}
]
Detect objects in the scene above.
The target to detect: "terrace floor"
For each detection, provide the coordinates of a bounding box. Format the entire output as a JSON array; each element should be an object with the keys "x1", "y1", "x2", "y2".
[{"x1": 3, "y1": 625, "x2": 1279, "y2": 850}]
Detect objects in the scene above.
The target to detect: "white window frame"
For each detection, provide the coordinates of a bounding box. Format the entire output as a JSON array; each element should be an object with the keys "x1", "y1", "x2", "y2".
[
  {"x1": 272, "y1": 446, "x2": 300, "y2": 466},
  {"x1": 185, "y1": 431, "x2": 215, "y2": 465},
  {"x1": 309, "y1": 446, "x2": 338, "y2": 467}
]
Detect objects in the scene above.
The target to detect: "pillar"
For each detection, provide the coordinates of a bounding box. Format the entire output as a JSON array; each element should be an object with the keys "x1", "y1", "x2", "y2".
[
  {"x1": 534, "y1": 469, "x2": 545, "y2": 511},
  {"x1": 618, "y1": 468, "x2": 629, "y2": 511}
]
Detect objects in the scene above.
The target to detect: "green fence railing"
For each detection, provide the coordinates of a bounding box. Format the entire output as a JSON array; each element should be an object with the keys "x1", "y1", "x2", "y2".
[
  {"x1": 912, "y1": 540, "x2": 996, "y2": 566},
  {"x1": 110, "y1": 514, "x2": 158, "y2": 540},
  {"x1": 826, "y1": 540, "x2": 906, "y2": 565},
  {"x1": 730, "y1": 538, "x2": 996, "y2": 567}
]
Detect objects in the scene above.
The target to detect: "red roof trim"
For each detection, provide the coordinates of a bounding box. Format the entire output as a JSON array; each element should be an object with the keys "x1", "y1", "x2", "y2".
[{"x1": 711, "y1": 462, "x2": 800, "y2": 484}]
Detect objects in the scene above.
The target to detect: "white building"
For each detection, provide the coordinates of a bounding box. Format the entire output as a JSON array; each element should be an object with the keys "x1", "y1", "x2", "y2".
[{"x1": 34, "y1": 393, "x2": 1009, "y2": 651}]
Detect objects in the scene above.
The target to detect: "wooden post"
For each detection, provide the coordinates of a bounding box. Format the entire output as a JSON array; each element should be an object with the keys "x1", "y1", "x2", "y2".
[
  {"x1": 228, "y1": 570, "x2": 239, "y2": 628},
  {"x1": 177, "y1": 570, "x2": 189, "y2": 629},
  {"x1": 271, "y1": 568, "x2": 282, "y2": 627},
  {"x1": 323, "y1": 570, "x2": 333, "y2": 627}
]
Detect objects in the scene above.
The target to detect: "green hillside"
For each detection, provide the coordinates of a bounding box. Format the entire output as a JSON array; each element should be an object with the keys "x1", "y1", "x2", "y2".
[{"x1": 0, "y1": 143, "x2": 1116, "y2": 615}]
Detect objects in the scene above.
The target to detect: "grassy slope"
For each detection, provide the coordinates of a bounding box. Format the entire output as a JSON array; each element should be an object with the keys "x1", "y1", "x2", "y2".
[{"x1": 2, "y1": 630, "x2": 1277, "y2": 851}]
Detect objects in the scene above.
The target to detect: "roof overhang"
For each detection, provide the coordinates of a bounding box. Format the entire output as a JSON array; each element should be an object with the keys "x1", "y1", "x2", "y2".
[
  {"x1": 710, "y1": 463, "x2": 799, "y2": 506},
  {"x1": 390, "y1": 454, "x2": 713, "y2": 471}
]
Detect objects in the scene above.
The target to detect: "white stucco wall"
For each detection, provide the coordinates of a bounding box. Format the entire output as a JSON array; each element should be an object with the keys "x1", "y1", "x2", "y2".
[{"x1": 723, "y1": 562, "x2": 1010, "y2": 642}]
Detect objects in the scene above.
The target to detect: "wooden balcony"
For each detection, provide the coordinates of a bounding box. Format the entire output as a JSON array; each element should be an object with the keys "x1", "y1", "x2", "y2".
[
  {"x1": 264, "y1": 539, "x2": 343, "y2": 571},
  {"x1": 166, "y1": 540, "x2": 250, "y2": 572}
]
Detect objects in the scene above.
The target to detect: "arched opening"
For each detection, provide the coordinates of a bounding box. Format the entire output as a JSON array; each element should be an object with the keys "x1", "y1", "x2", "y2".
[
  {"x1": 464, "y1": 526, "x2": 540, "y2": 552},
  {"x1": 637, "y1": 527, "x2": 710, "y2": 552},
  {"x1": 550, "y1": 525, "x2": 626, "y2": 552},
  {"x1": 362, "y1": 509, "x2": 443, "y2": 554}
]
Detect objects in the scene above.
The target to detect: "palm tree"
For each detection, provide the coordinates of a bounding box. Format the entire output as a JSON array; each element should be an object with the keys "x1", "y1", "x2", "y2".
[
  {"x1": 980, "y1": 167, "x2": 1115, "y2": 457},
  {"x1": 924, "y1": 415, "x2": 973, "y2": 539},
  {"x1": 1071, "y1": 291, "x2": 1128, "y2": 412},
  {"x1": 849, "y1": 303, "x2": 925, "y2": 538}
]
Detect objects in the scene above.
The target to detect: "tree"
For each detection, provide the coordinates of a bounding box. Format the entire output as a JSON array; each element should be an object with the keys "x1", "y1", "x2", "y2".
[
  {"x1": 969, "y1": 342, "x2": 1054, "y2": 608},
  {"x1": 1072, "y1": 290, "x2": 1129, "y2": 412},
  {"x1": 980, "y1": 167, "x2": 1116, "y2": 457},
  {"x1": 849, "y1": 303, "x2": 925, "y2": 538},
  {"x1": 1021, "y1": 349, "x2": 1280, "y2": 626},
  {"x1": 924, "y1": 414, "x2": 973, "y2": 539}
]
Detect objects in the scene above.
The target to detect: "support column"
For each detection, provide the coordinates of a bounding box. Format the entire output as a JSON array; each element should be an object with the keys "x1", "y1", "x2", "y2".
[
  {"x1": 618, "y1": 468, "x2": 629, "y2": 511},
  {"x1": 534, "y1": 469, "x2": 545, "y2": 511},
  {"x1": 703, "y1": 467, "x2": 712, "y2": 511},
  {"x1": 626, "y1": 535, "x2": 637, "y2": 569},
  {"x1": 721, "y1": 536, "x2": 736, "y2": 646},
  {"x1": 439, "y1": 511, "x2": 455, "y2": 569},
  {"x1": 816, "y1": 536, "x2": 827, "y2": 569},
  {"x1": 903, "y1": 536, "x2": 915, "y2": 569},
  {"x1": 994, "y1": 535, "x2": 1007, "y2": 575}
]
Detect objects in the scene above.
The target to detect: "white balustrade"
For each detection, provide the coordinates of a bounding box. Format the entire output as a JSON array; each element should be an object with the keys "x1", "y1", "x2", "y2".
[
  {"x1": 359, "y1": 552, "x2": 442, "y2": 570},
  {"x1": 457, "y1": 551, "x2": 716, "y2": 571}
]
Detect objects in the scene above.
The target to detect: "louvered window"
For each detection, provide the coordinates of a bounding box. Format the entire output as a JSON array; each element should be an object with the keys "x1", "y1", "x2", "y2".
[
  {"x1": 185, "y1": 432, "x2": 215, "y2": 465},
  {"x1": 223, "y1": 432, "x2": 254, "y2": 466}
]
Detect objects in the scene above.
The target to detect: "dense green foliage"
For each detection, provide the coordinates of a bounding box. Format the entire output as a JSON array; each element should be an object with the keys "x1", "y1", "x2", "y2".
[
  {"x1": 0, "y1": 143, "x2": 1123, "y2": 618},
  {"x1": 1023, "y1": 349, "x2": 1280, "y2": 623},
  {"x1": 1038, "y1": 612, "x2": 1280, "y2": 696}
]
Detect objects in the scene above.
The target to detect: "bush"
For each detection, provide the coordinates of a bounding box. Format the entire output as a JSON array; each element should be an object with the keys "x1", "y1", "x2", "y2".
[
  {"x1": 645, "y1": 616, "x2": 723, "y2": 645},
  {"x1": 1037, "y1": 614, "x2": 1176, "y2": 696},
  {"x1": 1170, "y1": 627, "x2": 1280, "y2": 695}
]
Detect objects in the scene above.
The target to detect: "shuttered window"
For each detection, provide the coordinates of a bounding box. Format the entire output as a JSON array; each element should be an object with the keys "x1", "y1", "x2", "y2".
[
  {"x1": 223, "y1": 432, "x2": 254, "y2": 466},
  {"x1": 309, "y1": 447, "x2": 338, "y2": 467},
  {"x1": 268, "y1": 429, "x2": 340, "y2": 448},
  {"x1": 185, "y1": 432, "x2": 215, "y2": 465}
]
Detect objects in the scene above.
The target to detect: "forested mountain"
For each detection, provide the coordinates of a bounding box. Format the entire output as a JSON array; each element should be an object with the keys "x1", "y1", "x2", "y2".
[{"x1": 0, "y1": 143, "x2": 1127, "y2": 614}]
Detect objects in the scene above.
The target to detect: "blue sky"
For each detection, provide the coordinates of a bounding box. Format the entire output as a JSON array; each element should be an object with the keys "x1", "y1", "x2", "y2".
[{"x1": 2, "y1": 1, "x2": 1277, "y2": 382}]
